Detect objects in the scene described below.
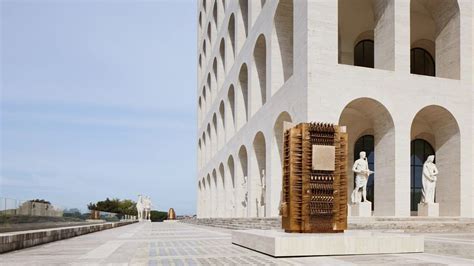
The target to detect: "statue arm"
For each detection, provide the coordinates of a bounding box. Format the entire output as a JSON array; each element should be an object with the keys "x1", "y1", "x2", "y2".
[
  {"x1": 423, "y1": 165, "x2": 435, "y2": 181},
  {"x1": 352, "y1": 162, "x2": 362, "y2": 174}
]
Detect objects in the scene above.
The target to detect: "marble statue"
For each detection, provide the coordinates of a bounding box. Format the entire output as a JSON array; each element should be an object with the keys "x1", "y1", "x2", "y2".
[
  {"x1": 144, "y1": 196, "x2": 152, "y2": 221},
  {"x1": 259, "y1": 170, "x2": 266, "y2": 217},
  {"x1": 351, "y1": 151, "x2": 374, "y2": 203},
  {"x1": 136, "y1": 195, "x2": 144, "y2": 221},
  {"x1": 241, "y1": 175, "x2": 248, "y2": 208},
  {"x1": 421, "y1": 155, "x2": 438, "y2": 204}
]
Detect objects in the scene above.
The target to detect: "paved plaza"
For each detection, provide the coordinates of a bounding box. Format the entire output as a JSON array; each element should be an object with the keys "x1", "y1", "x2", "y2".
[{"x1": 1, "y1": 222, "x2": 473, "y2": 265}]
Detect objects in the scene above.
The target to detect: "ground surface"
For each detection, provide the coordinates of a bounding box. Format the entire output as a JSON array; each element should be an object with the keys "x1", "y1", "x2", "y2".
[{"x1": 1, "y1": 222, "x2": 473, "y2": 265}]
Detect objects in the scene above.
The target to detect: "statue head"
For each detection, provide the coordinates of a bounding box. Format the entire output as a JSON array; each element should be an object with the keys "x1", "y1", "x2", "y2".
[
  {"x1": 426, "y1": 155, "x2": 435, "y2": 163},
  {"x1": 359, "y1": 151, "x2": 366, "y2": 159}
]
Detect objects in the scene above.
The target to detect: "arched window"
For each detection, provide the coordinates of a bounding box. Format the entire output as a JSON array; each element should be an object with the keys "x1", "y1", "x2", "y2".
[
  {"x1": 354, "y1": 135, "x2": 374, "y2": 210},
  {"x1": 410, "y1": 48, "x2": 435, "y2": 77},
  {"x1": 354, "y1": 40, "x2": 374, "y2": 68},
  {"x1": 410, "y1": 139, "x2": 435, "y2": 212}
]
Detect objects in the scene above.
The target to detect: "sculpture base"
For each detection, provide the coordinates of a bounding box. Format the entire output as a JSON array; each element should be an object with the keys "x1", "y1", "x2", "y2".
[
  {"x1": 348, "y1": 202, "x2": 372, "y2": 217},
  {"x1": 232, "y1": 230, "x2": 423, "y2": 257},
  {"x1": 163, "y1": 219, "x2": 178, "y2": 223},
  {"x1": 418, "y1": 203, "x2": 439, "y2": 217}
]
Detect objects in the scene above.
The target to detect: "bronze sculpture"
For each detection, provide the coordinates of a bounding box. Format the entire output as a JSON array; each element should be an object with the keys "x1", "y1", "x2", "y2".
[{"x1": 280, "y1": 123, "x2": 348, "y2": 233}]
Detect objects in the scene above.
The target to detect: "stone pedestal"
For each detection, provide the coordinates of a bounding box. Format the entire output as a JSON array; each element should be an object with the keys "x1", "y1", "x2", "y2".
[
  {"x1": 232, "y1": 230, "x2": 424, "y2": 257},
  {"x1": 348, "y1": 202, "x2": 372, "y2": 217},
  {"x1": 163, "y1": 219, "x2": 178, "y2": 223},
  {"x1": 417, "y1": 203, "x2": 439, "y2": 217}
]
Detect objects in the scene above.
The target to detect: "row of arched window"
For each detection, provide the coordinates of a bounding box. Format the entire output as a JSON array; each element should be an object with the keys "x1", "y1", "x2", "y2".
[
  {"x1": 198, "y1": 1, "x2": 294, "y2": 170},
  {"x1": 339, "y1": 0, "x2": 459, "y2": 79},
  {"x1": 197, "y1": 111, "x2": 293, "y2": 218}
]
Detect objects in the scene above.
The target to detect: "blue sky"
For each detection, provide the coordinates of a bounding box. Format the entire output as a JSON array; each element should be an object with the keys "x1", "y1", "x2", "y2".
[{"x1": 1, "y1": 0, "x2": 197, "y2": 214}]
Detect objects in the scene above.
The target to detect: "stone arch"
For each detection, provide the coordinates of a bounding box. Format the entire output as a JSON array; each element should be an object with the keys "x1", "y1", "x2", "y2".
[
  {"x1": 206, "y1": 174, "x2": 211, "y2": 217},
  {"x1": 207, "y1": 22, "x2": 212, "y2": 43},
  {"x1": 198, "y1": 54, "x2": 202, "y2": 76},
  {"x1": 212, "y1": 168, "x2": 218, "y2": 217},
  {"x1": 238, "y1": 145, "x2": 249, "y2": 217},
  {"x1": 206, "y1": 123, "x2": 212, "y2": 161},
  {"x1": 226, "y1": 85, "x2": 236, "y2": 139},
  {"x1": 338, "y1": 0, "x2": 394, "y2": 70},
  {"x1": 198, "y1": 96, "x2": 203, "y2": 124},
  {"x1": 227, "y1": 155, "x2": 236, "y2": 217},
  {"x1": 218, "y1": 163, "x2": 225, "y2": 217},
  {"x1": 198, "y1": 139, "x2": 202, "y2": 169},
  {"x1": 212, "y1": 58, "x2": 218, "y2": 94},
  {"x1": 338, "y1": 97, "x2": 395, "y2": 216},
  {"x1": 271, "y1": 0, "x2": 293, "y2": 95},
  {"x1": 219, "y1": 38, "x2": 226, "y2": 76},
  {"x1": 251, "y1": 131, "x2": 267, "y2": 217},
  {"x1": 410, "y1": 0, "x2": 460, "y2": 79},
  {"x1": 202, "y1": 132, "x2": 207, "y2": 165},
  {"x1": 203, "y1": 39, "x2": 207, "y2": 57},
  {"x1": 207, "y1": 73, "x2": 212, "y2": 104},
  {"x1": 252, "y1": 34, "x2": 267, "y2": 114},
  {"x1": 212, "y1": 0, "x2": 217, "y2": 31},
  {"x1": 202, "y1": 86, "x2": 207, "y2": 116},
  {"x1": 237, "y1": 64, "x2": 249, "y2": 130},
  {"x1": 218, "y1": 101, "x2": 225, "y2": 150},
  {"x1": 271, "y1": 111, "x2": 293, "y2": 216},
  {"x1": 227, "y1": 14, "x2": 236, "y2": 66},
  {"x1": 212, "y1": 113, "x2": 218, "y2": 155},
  {"x1": 198, "y1": 180, "x2": 202, "y2": 217},
  {"x1": 199, "y1": 12, "x2": 202, "y2": 31},
  {"x1": 201, "y1": 177, "x2": 207, "y2": 217},
  {"x1": 237, "y1": 0, "x2": 248, "y2": 52},
  {"x1": 410, "y1": 105, "x2": 460, "y2": 216}
]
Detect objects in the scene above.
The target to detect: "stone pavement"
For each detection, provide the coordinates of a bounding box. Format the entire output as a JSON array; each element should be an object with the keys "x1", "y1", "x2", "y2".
[{"x1": 0, "y1": 222, "x2": 473, "y2": 265}]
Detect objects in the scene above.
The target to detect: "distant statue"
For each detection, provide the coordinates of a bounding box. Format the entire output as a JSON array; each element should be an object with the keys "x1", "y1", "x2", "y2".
[
  {"x1": 421, "y1": 155, "x2": 438, "y2": 204},
  {"x1": 351, "y1": 151, "x2": 374, "y2": 203},
  {"x1": 259, "y1": 170, "x2": 266, "y2": 217},
  {"x1": 136, "y1": 195, "x2": 144, "y2": 221},
  {"x1": 168, "y1": 208, "x2": 176, "y2": 220},
  {"x1": 241, "y1": 175, "x2": 248, "y2": 208},
  {"x1": 144, "y1": 196, "x2": 152, "y2": 221}
]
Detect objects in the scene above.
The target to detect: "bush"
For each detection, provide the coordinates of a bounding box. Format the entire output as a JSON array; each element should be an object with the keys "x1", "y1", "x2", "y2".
[{"x1": 150, "y1": 210, "x2": 167, "y2": 222}]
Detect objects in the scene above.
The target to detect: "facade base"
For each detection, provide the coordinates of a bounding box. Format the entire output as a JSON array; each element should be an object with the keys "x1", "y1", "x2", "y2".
[
  {"x1": 348, "y1": 202, "x2": 372, "y2": 217},
  {"x1": 418, "y1": 203, "x2": 439, "y2": 217}
]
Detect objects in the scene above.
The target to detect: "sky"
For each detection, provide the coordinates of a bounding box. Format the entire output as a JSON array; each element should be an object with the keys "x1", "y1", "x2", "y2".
[{"x1": 1, "y1": 0, "x2": 198, "y2": 214}]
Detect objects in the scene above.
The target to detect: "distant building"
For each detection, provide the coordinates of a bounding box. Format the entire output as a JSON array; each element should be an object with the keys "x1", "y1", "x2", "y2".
[{"x1": 196, "y1": 0, "x2": 474, "y2": 218}]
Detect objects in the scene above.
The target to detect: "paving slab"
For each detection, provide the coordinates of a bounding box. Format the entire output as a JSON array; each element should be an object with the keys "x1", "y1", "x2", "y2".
[{"x1": 0, "y1": 222, "x2": 472, "y2": 265}]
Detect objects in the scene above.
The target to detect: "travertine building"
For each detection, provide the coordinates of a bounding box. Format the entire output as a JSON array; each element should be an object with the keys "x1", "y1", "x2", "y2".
[{"x1": 196, "y1": 0, "x2": 474, "y2": 218}]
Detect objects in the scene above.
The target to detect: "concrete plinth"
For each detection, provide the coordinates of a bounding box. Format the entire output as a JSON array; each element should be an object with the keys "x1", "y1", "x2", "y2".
[
  {"x1": 163, "y1": 220, "x2": 178, "y2": 223},
  {"x1": 348, "y1": 202, "x2": 372, "y2": 217},
  {"x1": 418, "y1": 203, "x2": 439, "y2": 217},
  {"x1": 232, "y1": 230, "x2": 423, "y2": 257}
]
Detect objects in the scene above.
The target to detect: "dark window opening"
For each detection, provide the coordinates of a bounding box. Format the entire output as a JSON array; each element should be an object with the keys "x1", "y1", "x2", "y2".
[
  {"x1": 411, "y1": 48, "x2": 435, "y2": 76},
  {"x1": 354, "y1": 40, "x2": 374, "y2": 68}
]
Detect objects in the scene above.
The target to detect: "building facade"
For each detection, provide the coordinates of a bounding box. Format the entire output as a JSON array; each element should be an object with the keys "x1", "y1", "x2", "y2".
[{"x1": 196, "y1": 0, "x2": 474, "y2": 218}]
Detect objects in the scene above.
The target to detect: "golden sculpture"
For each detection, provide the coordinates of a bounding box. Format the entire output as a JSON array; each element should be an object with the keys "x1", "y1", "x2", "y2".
[
  {"x1": 280, "y1": 122, "x2": 348, "y2": 233},
  {"x1": 167, "y1": 208, "x2": 176, "y2": 220}
]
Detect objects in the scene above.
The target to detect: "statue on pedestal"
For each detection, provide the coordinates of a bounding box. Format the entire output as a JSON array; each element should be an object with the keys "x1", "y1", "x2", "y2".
[
  {"x1": 144, "y1": 196, "x2": 152, "y2": 221},
  {"x1": 351, "y1": 151, "x2": 374, "y2": 204},
  {"x1": 259, "y1": 170, "x2": 266, "y2": 217},
  {"x1": 136, "y1": 195, "x2": 144, "y2": 221},
  {"x1": 421, "y1": 155, "x2": 438, "y2": 204}
]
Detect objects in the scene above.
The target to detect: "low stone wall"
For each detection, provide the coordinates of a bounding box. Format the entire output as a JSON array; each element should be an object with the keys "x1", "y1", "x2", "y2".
[
  {"x1": 181, "y1": 217, "x2": 474, "y2": 233},
  {"x1": 0, "y1": 220, "x2": 137, "y2": 253}
]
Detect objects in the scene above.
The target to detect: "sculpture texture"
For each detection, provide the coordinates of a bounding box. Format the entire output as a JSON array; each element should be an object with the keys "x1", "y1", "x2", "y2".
[
  {"x1": 280, "y1": 122, "x2": 348, "y2": 233},
  {"x1": 421, "y1": 155, "x2": 438, "y2": 204}
]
